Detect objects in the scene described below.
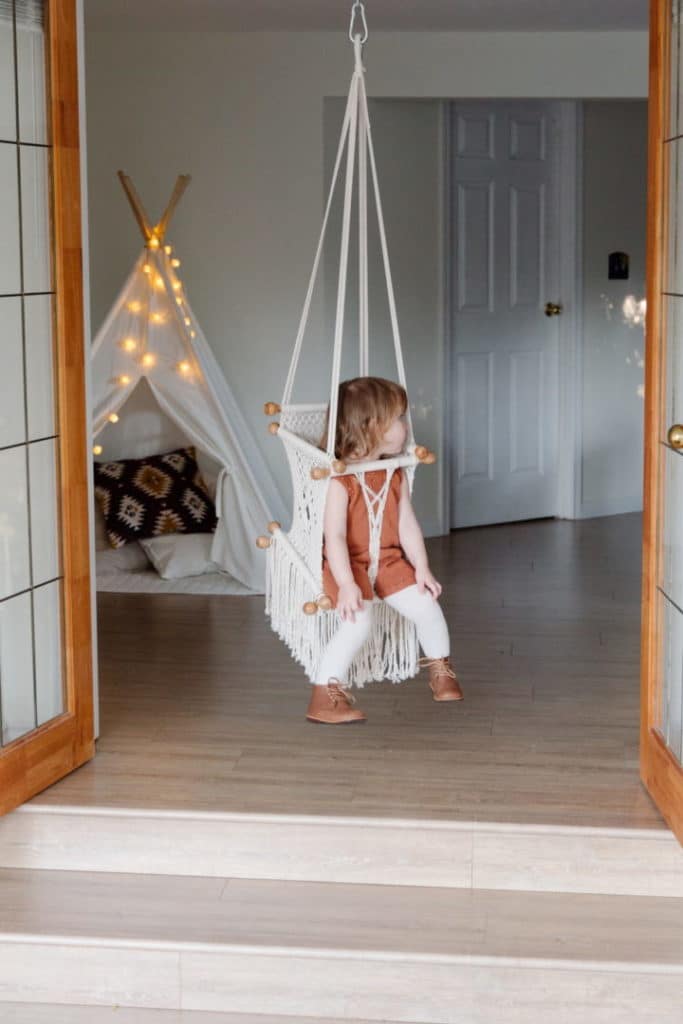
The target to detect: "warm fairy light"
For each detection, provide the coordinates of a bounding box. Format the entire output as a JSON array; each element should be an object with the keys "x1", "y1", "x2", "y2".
[
  {"x1": 93, "y1": 444, "x2": 103, "y2": 456},
  {"x1": 190, "y1": 330, "x2": 196, "y2": 338},
  {"x1": 177, "y1": 360, "x2": 192, "y2": 376},
  {"x1": 127, "y1": 300, "x2": 142, "y2": 313},
  {"x1": 154, "y1": 275, "x2": 164, "y2": 289},
  {"x1": 121, "y1": 337, "x2": 137, "y2": 353},
  {"x1": 118, "y1": 374, "x2": 131, "y2": 386},
  {"x1": 172, "y1": 281, "x2": 182, "y2": 291},
  {"x1": 184, "y1": 316, "x2": 191, "y2": 326},
  {"x1": 176, "y1": 297, "x2": 183, "y2": 306},
  {"x1": 108, "y1": 413, "x2": 119, "y2": 424},
  {"x1": 143, "y1": 264, "x2": 152, "y2": 275},
  {"x1": 148, "y1": 235, "x2": 160, "y2": 250},
  {"x1": 164, "y1": 245, "x2": 172, "y2": 255},
  {"x1": 141, "y1": 352, "x2": 156, "y2": 368},
  {"x1": 149, "y1": 312, "x2": 165, "y2": 325},
  {"x1": 171, "y1": 258, "x2": 180, "y2": 268}
]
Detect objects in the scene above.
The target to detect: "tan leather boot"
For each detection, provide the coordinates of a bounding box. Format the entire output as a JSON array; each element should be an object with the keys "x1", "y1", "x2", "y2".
[
  {"x1": 306, "y1": 680, "x2": 367, "y2": 724},
  {"x1": 419, "y1": 656, "x2": 464, "y2": 702}
]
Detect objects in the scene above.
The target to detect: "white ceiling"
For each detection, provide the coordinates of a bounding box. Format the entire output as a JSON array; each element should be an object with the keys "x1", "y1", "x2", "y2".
[{"x1": 85, "y1": 0, "x2": 648, "y2": 33}]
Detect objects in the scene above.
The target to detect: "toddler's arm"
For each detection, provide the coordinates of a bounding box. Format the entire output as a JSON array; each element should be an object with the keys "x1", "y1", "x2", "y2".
[
  {"x1": 397, "y1": 473, "x2": 442, "y2": 599},
  {"x1": 323, "y1": 479, "x2": 364, "y2": 621}
]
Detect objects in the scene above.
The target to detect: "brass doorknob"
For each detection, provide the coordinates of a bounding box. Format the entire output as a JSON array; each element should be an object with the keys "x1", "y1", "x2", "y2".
[
  {"x1": 667, "y1": 424, "x2": 683, "y2": 449},
  {"x1": 544, "y1": 302, "x2": 563, "y2": 317}
]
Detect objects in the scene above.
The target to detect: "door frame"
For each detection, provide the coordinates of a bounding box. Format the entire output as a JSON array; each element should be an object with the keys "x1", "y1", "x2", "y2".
[
  {"x1": 441, "y1": 98, "x2": 582, "y2": 530},
  {"x1": 640, "y1": 0, "x2": 683, "y2": 841},
  {"x1": 0, "y1": 0, "x2": 95, "y2": 814}
]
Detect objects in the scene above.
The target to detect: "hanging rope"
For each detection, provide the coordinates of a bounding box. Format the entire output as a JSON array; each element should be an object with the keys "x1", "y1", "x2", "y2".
[
  {"x1": 281, "y1": 74, "x2": 357, "y2": 406},
  {"x1": 357, "y1": 39, "x2": 369, "y2": 377},
  {"x1": 284, "y1": 0, "x2": 413, "y2": 450}
]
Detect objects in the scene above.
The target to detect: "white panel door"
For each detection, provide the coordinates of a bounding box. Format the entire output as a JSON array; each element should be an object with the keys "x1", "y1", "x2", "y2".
[{"x1": 450, "y1": 101, "x2": 561, "y2": 528}]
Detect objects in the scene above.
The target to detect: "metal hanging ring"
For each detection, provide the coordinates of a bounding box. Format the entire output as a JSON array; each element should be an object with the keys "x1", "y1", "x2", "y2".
[{"x1": 349, "y1": 0, "x2": 369, "y2": 44}]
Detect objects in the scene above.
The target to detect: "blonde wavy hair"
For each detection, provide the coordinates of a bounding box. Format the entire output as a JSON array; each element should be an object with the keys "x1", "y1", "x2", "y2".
[{"x1": 320, "y1": 376, "x2": 408, "y2": 461}]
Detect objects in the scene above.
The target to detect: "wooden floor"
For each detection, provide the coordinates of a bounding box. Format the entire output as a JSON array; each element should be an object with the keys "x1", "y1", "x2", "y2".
[{"x1": 33, "y1": 512, "x2": 664, "y2": 828}]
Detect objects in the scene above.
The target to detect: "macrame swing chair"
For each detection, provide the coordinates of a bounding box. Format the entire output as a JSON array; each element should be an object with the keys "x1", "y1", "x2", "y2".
[{"x1": 259, "y1": 1, "x2": 437, "y2": 687}]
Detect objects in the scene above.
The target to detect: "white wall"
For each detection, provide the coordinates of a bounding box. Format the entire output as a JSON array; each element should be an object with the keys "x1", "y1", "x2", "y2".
[
  {"x1": 581, "y1": 100, "x2": 648, "y2": 518},
  {"x1": 84, "y1": 30, "x2": 648, "y2": 534}
]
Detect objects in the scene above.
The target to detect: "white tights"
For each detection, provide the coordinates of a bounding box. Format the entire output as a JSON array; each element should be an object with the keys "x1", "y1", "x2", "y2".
[{"x1": 314, "y1": 583, "x2": 450, "y2": 686}]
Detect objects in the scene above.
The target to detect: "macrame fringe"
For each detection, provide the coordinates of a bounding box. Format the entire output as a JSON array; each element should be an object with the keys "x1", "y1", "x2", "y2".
[{"x1": 266, "y1": 535, "x2": 418, "y2": 688}]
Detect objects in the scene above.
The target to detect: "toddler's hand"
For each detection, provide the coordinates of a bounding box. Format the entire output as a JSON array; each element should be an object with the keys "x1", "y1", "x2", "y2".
[
  {"x1": 416, "y1": 566, "x2": 442, "y2": 600},
  {"x1": 337, "y1": 581, "x2": 364, "y2": 622}
]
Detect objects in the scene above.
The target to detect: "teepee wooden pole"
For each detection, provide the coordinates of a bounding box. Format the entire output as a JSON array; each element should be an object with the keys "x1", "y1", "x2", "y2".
[
  {"x1": 156, "y1": 174, "x2": 191, "y2": 241},
  {"x1": 117, "y1": 170, "x2": 153, "y2": 241}
]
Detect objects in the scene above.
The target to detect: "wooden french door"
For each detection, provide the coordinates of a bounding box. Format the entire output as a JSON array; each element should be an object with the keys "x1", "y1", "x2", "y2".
[
  {"x1": 641, "y1": 0, "x2": 683, "y2": 842},
  {"x1": 0, "y1": 0, "x2": 94, "y2": 815}
]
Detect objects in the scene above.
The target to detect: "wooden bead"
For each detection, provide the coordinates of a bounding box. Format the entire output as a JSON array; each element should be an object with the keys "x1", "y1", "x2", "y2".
[
  {"x1": 317, "y1": 594, "x2": 333, "y2": 611},
  {"x1": 303, "y1": 601, "x2": 319, "y2": 615},
  {"x1": 310, "y1": 466, "x2": 331, "y2": 480},
  {"x1": 414, "y1": 445, "x2": 428, "y2": 461},
  {"x1": 263, "y1": 401, "x2": 281, "y2": 415},
  {"x1": 424, "y1": 450, "x2": 437, "y2": 465},
  {"x1": 267, "y1": 421, "x2": 280, "y2": 435},
  {"x1": 267, "y1": 520, "x2": 281, "y2": 534},
  {"x1": 331, "y1": 460, "x2": 347, "y2": 474},
  {"x1": 255, "y1": 535, "x2": 271, "y2": 549}
]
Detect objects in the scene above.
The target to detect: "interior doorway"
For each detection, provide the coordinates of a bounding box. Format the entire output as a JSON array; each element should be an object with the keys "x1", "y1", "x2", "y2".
[
  {"x1": 448, "y1": 99, "x2": 563, "y2": 528},
  {"x1": 445, "y1": 98, "x2": 648, "y2": 532}
]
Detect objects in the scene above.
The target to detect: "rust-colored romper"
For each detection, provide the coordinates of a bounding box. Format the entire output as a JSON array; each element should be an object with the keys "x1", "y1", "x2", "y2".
[{"x1": 322, "y1": 468, "x2": 416, "y2": 607}]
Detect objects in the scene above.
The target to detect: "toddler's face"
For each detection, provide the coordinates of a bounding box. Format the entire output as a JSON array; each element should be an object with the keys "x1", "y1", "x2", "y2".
[{"x1": 381, "y1": 414, "x2": 407, "y2": 455}]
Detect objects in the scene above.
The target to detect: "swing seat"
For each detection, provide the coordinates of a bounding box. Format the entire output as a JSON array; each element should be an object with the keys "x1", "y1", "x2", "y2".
[
  {"x1": 260, "y1": 5, "x2": 436, "y2": 687},
  {"x1": 265, "y1": 404, "x2": 423, "y2": 686}
]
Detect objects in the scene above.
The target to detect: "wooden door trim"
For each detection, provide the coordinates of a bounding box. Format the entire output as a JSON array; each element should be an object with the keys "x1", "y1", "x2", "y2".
[
  {"x1": 0, "y1": 0, "x2": 94, "y2": 814},
  {"x1": 640, "y1": 0, "x2": 683, "y2": 840}
]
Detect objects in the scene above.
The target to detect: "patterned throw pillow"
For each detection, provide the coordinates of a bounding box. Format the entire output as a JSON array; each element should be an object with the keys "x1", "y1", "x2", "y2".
[{"x1": 94, "y1": 445, "x2": 217, "y2": 549}]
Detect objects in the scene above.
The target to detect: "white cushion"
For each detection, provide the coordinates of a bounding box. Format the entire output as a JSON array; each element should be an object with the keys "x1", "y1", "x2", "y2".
[
  {"x1": 139, "y1": 533, "x2": 219, "y2": 580},
  {"x1": 97, "y1": 541, "x2": 150, "y2": 574}
]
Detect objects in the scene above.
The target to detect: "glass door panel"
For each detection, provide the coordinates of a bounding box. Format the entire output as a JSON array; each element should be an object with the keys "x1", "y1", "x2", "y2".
[
  {"x1": 641, "y1": 0, "x2": 683, "y2": 841},
  {"x1": 0, "y1": 0, "x2": 93, "y2": 813}
]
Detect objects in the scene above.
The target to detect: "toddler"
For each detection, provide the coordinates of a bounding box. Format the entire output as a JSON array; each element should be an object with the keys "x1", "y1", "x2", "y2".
[{"x1": 306, "y1": 376, "x2": 463, "y2": 724}]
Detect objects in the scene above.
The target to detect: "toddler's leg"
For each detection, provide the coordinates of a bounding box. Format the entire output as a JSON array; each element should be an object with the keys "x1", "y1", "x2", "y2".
[
  {"x1": 383, "y1": 583, "x2": 449, "y2": 658},
  {"x1": 306, "y1": 602, "x2": 373, "y2": 724},
  {"x1": 315, "y1": 600, "x2": 374, "y2": 684}
]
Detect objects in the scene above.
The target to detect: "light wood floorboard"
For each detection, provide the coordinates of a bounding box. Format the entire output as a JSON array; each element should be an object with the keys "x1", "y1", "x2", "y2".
[{"x1": 31, "y1": 513, "x2": 664, "y2": 828}]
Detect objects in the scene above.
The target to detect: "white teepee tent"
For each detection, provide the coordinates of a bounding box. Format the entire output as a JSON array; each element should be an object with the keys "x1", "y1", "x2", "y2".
[{"x1": 92, "y1": 172, "x2": 285, "y2": 592}]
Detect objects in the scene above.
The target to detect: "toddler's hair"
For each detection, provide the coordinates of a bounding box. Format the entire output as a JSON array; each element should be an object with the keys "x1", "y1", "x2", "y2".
[{"x1": 320, "y1": 376, "x2": 408, "y2": 460}]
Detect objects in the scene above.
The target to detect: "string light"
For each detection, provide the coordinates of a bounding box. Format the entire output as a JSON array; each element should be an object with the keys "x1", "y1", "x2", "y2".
[
  {"x1": 127, "y1": 300, "x2": 142, "y2": 313},
  {"x1": 171, "y1": 258, "x2": 181, "y2": 268},
  {"x1": 121, "y1": 337, "x2": 137, "y2": 352},
  {"x1": 150, "y1": 312, "x2": 165, "y2": 325},
  {"x1": 143, "y1": 264, "x2": 152, "y2": 275},
  {"x1": 184, "y1": 316, "x2": 191, "y2": 326},
  {"x1": 118, "y1": 374, "x2": 131, "y2": 386},
  {"x1": 176, "y1": 297, "x2": 183, "y2": 306},
  {"x1": 141, "y1": 352, "x2": 156, "y2": 368},
  {"x1": 154, "y1": 275, "x2": 164, "y2": 290},
  {"x1": 190, "y1": 330, "x2": 196, "y2": 338},
  {"x1": 148, "y1": 235, "x2": 160, "y2": 250},
  {"x1": 177, "y1": 360, "x2": 192, "y2": 376},
  {"x1": 93, "y1": 444, "x2": 103, "y2": 456},
  {"x1": 164, "y1": 245, "x2": 173, "y2": 255},
  {"x1": 172, "y1": 281, "x2": 182, "y2": 292},
  {"x1": 108, "y1": 413, "x2": 119, "y2": 424}
]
